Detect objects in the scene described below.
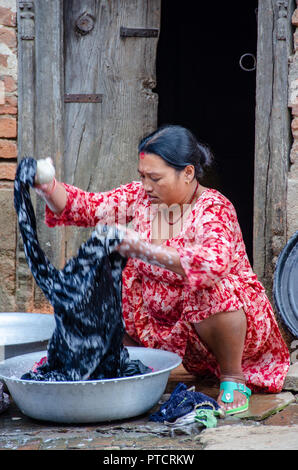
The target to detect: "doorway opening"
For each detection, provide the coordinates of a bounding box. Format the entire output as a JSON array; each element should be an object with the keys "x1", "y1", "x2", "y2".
[{"x1": 155, "y1": 1, "x2": 258, "y2": 263}]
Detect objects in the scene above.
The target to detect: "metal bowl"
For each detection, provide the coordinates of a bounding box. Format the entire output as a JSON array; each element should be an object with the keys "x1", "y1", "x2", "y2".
[
  {"x1": 0, "y1": 312, "x2": 55, "y2": 360},
  {"x1": 0, "y1": 347, "x2": 181, "y2": 423}
]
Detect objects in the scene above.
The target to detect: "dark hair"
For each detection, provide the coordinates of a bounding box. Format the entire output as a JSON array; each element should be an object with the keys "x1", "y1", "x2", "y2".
[{"x1": 138, "y1": 125, "x2": 213, "y2": 180}]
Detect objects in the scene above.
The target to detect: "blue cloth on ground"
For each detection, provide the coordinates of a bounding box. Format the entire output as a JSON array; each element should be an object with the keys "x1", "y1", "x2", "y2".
[{"x1": 149, "y1": 382, "x2": 220, "y2": 423}]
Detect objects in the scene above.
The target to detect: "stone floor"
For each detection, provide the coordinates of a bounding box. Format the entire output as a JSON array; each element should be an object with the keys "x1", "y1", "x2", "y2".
[{"x1": 1, "y1": 363, "x2": 298, "y2": 452}]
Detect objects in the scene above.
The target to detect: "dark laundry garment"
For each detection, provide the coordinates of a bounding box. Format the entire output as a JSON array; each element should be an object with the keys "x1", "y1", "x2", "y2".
[
  {"x1": 0, "y1": 383, "x2": 10, "y2": 414},
  {"x1": 149, "y1": 382, "x2": 220, "y2": 423},
  {"x1": 14, "y1": 157, "x2": 151, "y2": 381}
]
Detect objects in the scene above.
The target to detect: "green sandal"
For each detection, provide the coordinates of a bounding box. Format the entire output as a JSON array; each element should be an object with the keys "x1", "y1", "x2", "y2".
[{"x1": 220, "y1": 381, "x2": 251, "y2": 415}]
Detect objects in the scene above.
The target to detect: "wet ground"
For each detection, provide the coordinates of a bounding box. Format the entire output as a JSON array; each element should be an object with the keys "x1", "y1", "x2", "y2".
[{"x1": 1, "y1": 364, "x2": 298, "y2": 454}]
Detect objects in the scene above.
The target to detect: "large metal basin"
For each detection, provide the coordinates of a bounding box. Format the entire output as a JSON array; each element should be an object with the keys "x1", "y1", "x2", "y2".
[
  {"x1": 0, "y1": 312, "x2": 55, "y2": 360},
  {"x1": 0, "y1": 347, "x2": 181, "y2": 423}
]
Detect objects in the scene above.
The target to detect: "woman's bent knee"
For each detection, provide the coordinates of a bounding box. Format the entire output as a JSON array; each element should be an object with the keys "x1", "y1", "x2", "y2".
[{"x1": 192, "y1": 309, "x2": 247, "y2": 348}]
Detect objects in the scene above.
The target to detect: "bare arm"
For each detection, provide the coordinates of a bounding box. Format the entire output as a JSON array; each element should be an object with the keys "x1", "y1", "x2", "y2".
[
  {"x1": 36, "y1": 180, "x2": 68, "y2": 214},
  {"x1": 115, "y1": 227, "x2": 186, "y2": 277},
  {"x1": 139, "y1": 243, "x2": 186, "y2": 277}
]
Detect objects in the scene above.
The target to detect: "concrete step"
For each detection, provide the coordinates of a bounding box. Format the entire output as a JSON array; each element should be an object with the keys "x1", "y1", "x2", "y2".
[
  {"x1": 198, "y1": 424, "x2": 298, "y2": 450},
  {"x1": 283, "y1": 362, "x2": 298, "y2": 392}
]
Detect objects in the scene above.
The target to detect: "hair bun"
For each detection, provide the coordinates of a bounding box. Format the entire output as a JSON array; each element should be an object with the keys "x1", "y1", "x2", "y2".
[{"x1": 197, "y1": 142, "x2": 213, "y2": 169}]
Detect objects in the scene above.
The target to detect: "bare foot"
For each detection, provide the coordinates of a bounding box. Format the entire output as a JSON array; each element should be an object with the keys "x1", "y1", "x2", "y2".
[{"x1": 217, "y1": 375, "x2": 248, "y2": 414}]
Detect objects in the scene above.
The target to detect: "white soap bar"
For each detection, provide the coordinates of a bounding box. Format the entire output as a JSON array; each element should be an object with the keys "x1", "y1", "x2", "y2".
[{"x1": 36, "y1": 158, "x2": 55, "y2": 184}]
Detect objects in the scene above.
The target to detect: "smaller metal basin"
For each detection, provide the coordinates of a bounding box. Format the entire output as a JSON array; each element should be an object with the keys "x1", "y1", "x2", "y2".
[
  {"x1": 0, "y1": 347, "x2": 181, "y2": 423},
  {"x1": 0, "y1": 312, "x2": 55, "y2": 360}
]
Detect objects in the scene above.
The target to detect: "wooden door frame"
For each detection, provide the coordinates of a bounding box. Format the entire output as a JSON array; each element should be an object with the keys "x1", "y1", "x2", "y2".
[
  {"x1": 254, "y1": 0, "x2": 294, "y2": 297},
  {"x1": 17, "y1": 0, "x2": 64, "y2": 310},
  {"x1": 16, "y1": 0, "x2": 295, "y2": 306}
]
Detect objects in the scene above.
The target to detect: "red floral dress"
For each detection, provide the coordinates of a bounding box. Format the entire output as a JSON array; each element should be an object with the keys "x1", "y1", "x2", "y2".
[{"x1": 46, "y1": 181, "x2": 290, "y2": 393}]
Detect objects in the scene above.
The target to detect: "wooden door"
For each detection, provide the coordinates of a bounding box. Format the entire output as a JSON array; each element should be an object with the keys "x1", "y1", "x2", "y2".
[
  {"x1": 16, "y1": 0, "x2": 160, "y2": 310},
  {"x1": 17, "y1": 0, "x2": 295, "y2": 312},
  {"x1": 63, "y1": 0, "x2": 160, "y2": 259}
]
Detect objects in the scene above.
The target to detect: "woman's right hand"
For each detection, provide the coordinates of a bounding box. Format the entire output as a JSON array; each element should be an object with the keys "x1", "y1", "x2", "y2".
[{"x1": 33, "y1": 158, "x2": 67, "y2": 214}]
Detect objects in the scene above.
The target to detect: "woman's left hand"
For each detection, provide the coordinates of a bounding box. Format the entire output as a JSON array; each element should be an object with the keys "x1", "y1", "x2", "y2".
[{"x1": 115, "y1": 226, "x2": 144, "y2": 258}]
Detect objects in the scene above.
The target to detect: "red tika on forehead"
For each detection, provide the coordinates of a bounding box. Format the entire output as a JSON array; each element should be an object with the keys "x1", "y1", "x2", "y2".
[{"x1": 139, "y1": 152, "x2": 145, "y2": 159}]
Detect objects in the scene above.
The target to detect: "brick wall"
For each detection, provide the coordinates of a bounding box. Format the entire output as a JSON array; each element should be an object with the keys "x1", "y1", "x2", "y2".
[{"x1": 0, "y1": 0, "x2": 17, "y2": 311}]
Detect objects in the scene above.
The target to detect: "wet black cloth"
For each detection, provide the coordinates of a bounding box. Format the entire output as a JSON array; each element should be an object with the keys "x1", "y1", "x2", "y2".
[
  {"x1": 0, "y1": 383, "x2": 10, "y2": 414},
  {"x1": 14, "y1": 157, "x2": 150, "y2": 381}
]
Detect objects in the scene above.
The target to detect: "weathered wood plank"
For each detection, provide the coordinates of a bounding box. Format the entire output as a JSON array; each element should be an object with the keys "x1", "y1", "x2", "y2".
[
  {"x1": 63, "y1": 0, "x2": 161, "y2": 258},
  {"x1": 16, "y1": 0, "x2": 36, "y2": 310},
  {"x1": 269, "y1": 0, "x2": 293, "y2": 270},
  {"x1": 254, "y1": 0, "x2": 274, "y2": 285},
  {"x1": 33, "y1": 0, "x2": 65, "y2": 308},
  {"x1": 254, "y1": 0, "x2": 294, "y2": 298},
  {"x1": 17, "y1": 0, "x2": 65, "y2": 310}
]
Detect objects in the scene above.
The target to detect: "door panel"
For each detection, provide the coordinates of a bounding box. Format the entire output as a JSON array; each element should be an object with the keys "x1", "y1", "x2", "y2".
[{"x1": 63, "y1": 0, "x2": 160, "y2": 258}]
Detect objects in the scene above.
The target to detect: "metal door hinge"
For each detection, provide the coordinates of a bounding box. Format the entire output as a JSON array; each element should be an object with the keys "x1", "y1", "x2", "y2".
[
  {"x1": 64, "y1": 94, "x2": 102, "y2": 103},
  {"x1": 120, "y1": 27, "x2": 159, "y2": 38}
]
